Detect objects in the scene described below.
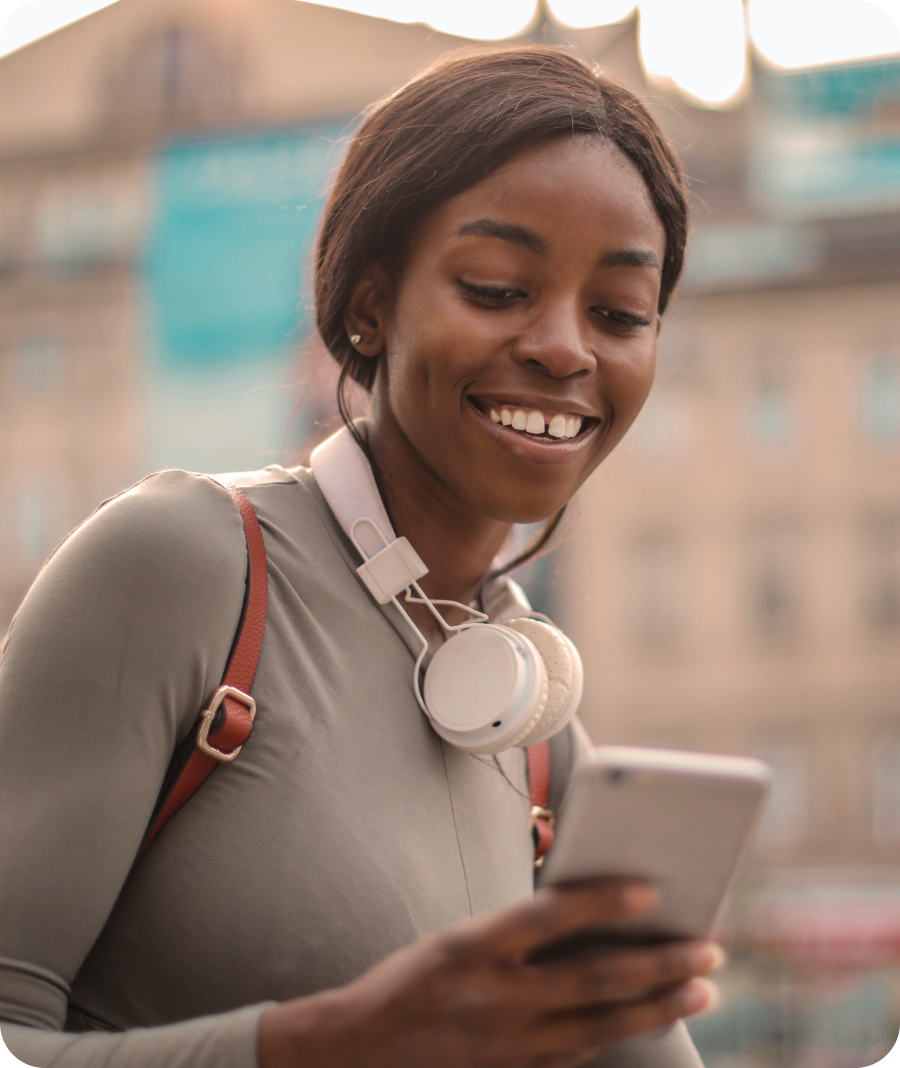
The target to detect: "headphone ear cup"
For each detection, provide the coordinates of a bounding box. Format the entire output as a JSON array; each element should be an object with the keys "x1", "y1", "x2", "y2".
[
  {"x1": 423, "y1": 624, "x2": 549, "y2": 753},
  {"x1": 502, "y1": 618, "x2": 583, "y2": 746}
]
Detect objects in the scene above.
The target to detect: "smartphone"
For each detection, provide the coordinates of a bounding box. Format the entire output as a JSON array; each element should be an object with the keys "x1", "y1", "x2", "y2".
[{"x1": 531, "y1": 746, "x2": 771, "y2": 962}]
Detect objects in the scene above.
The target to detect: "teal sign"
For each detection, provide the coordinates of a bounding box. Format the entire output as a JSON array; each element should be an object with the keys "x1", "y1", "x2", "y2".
[
  {"x1": 145, "y1": 123, "x2": 348, "y2": 367},
  {"x1": 752, "y1": 56, "x2": 900, "y2": 217}
]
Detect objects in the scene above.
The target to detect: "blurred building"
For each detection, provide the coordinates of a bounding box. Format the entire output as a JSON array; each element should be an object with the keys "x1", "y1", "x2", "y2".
[
  {"x1": 557, "y1": 31, "x2": 900, "y2": 1068},
  {"x1": 567, "y1": 40, "x2": 900, "y2": 864},
  {"x1": 0, "y1": 0, "x2": 483, "y2": 631},
  {"x1": 1, "y1": 3, "x2": 899, "y2": 1064}
]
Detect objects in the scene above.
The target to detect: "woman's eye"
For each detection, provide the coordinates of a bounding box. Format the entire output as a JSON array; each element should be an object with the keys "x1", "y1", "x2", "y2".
[
  {"x1": 593, "y1": 306, "x2": 653, "y2": 331},
  {"x1": 458, "y1": 281, "x2": 525, "y2": 306}
]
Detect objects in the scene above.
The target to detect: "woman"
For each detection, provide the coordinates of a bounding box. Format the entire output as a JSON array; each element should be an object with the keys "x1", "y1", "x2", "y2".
[{"x1": 0, "y1": 47, "x2": 719, "y2": 1068}]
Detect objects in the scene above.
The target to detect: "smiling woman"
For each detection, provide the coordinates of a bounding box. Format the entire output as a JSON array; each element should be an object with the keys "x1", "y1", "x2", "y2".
[
  {"x1": 317, "y1": 47, "x2": 685, "y2": 596},
  {"x1": 0, "y1": 45, "x2": 714, "y2": 1068}
]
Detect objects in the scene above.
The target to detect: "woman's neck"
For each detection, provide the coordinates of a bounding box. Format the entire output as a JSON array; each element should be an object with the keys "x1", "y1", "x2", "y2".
[{"x1": 363, "y1": 414, "x2": 512, "y2": 633}]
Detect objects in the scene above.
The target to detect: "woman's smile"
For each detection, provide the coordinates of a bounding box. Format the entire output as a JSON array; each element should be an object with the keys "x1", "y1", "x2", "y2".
[{"x1": 465, "y1": 395, "x2": 600, "y2": 466}]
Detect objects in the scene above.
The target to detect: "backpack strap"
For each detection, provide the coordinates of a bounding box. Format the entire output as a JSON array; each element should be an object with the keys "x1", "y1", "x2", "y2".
[
  {"x1": 139, "y1": 480, "x2": 268, "y2": 855},
  {"x1": 135, "y1": 477, "x2": 553, "y2": 866},
  {"x1": 528, "y1": 740, "x2": 555, "y2": 865}
]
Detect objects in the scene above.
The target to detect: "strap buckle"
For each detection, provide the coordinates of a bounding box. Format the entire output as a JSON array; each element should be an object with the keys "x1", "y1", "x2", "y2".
[
  {"x1": 530, "y1": 805, "x2": 556, "y2": 869},
  {"x1": 196, "y1": 685, "x2": 257, "y2": 762},
  {"x1": 530, "y1": 805, "x2": 555, "y2": 829}
]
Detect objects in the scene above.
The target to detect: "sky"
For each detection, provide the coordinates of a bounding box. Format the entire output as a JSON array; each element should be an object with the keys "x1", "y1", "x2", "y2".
[{"x1": 0, "y1": 0, "x2": 899, "y2": 107}]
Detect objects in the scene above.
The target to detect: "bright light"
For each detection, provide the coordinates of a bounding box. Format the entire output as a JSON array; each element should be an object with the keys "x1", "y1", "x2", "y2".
[
  {"x1": 639, "y1": 0, "x2": 747, "y2": 106},
  {"x1": 0, "y1": 0, "x2": 120, "y2": 58},
  {"x1": 317, "y1": 0, "x2": 536, "y2": 39},
  {"x1": 748, "y1": 0, "x2": 900, "y2": 69},
  {"x1": 414, "y1": 0, "x2": 536, "y2": 39},
  {"x1": 549, "y1": 0, "x2": 635, "y2": 31}
]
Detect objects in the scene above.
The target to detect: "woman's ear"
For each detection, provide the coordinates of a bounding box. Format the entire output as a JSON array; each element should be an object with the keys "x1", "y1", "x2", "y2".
[{"x1": 343, "y1": 264, "x2": 391, "y2": 358}]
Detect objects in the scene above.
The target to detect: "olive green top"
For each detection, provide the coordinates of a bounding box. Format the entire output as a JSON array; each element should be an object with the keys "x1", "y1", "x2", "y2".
[{"x1": 0, "y1": 466, "x2": 702, "y2": 1067}]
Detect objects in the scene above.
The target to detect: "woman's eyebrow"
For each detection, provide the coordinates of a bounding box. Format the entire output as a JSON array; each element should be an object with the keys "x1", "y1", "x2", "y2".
[
  {"x1": 598, "y1": 248, "x2": 661, "y2": 271},
  {"x1": 455, "y1": 218, "x2": 547, "y2": 255}
]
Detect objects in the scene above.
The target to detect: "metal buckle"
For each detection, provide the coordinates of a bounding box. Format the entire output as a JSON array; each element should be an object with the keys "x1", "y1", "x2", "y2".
[
  {"x1": 530, "y1": 805, "x2": 555, "y2": 830},
  {"x1": 196, "y1": 685, "x2": 256, "y2": 762},
  {"x1": 531, "y1": 805, "x2": 555, "y2": 869}
]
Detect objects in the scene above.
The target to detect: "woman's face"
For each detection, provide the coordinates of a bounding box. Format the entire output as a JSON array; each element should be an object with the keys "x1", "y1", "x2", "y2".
[{"x1": 363, "y1": 134, "x2": 666, "y2": 525}]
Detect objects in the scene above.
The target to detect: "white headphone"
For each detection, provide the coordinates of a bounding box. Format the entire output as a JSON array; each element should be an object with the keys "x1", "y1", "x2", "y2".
[{"x1": 310, "y1": 426, "x2": 583, "y2": 755}]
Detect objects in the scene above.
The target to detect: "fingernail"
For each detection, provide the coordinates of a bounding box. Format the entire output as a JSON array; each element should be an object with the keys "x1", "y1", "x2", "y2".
[
  {"x1": 677, "y1": 979, "x2": 721, "y2": 1017},
  {"x1": 708, "y1": 944, "x2": 727, "y2": 972},
  {"x1": 685, "y1": 943, "x2": 726, "y2": 975}
]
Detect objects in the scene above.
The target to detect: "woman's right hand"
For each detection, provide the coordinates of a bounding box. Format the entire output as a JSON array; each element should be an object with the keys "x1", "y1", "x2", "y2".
[{"x1": 258, "y1": 879, "x2": 720, "y2": 1068}]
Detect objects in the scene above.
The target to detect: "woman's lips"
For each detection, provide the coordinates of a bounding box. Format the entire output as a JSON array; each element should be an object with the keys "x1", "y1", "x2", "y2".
[{"x1": 466, "y1": 397, "x2": 599, "y2": 463}]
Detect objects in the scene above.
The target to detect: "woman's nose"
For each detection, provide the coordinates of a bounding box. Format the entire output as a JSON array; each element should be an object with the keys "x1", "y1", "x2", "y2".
[{"x1": 512, "y1": 301, "x2": 596, "y2": 379}]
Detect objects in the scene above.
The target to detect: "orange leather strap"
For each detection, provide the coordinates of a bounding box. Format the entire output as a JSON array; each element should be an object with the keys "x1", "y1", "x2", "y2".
[
  {"x1": 137, "y1": 479, "x2": 552, "y2": 870},
  {"x1": 527, "y1": 740, "x2": 555, "y2": 863},
  {"x1": 140, "y1": 481, "x2": 267, "y2": 854}
]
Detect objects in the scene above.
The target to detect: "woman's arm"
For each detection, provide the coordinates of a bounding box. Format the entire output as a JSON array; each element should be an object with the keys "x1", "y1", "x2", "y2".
[
  {"x1": 0, "y1": 472, "x2": 713, "y2": 1068},
  {"x1": 0, "y1": 470, "x2": 262, "y2": 1067}
]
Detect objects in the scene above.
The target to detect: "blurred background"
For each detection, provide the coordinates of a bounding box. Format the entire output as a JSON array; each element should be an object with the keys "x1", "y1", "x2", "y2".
[{"x1": 0, "y1": 0, "x2": 899, "y2": 1064}]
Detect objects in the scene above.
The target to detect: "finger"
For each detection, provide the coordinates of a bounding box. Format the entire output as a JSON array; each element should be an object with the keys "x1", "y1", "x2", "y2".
[
  {"x1": 527, "y1": 978, "x2": 718, "y2": 1062},
  {"x1": 522, "y1": 940, "x2": 722, "y2": 1012},
  {"x1": 483, "y1": 880, "x2": 659, "y2": 959}
]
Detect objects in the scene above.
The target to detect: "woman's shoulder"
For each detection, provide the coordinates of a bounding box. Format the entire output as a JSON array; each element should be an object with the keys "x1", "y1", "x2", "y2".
[{"x1": 55, "y1": 469, "x2": 249, "y2": 581}]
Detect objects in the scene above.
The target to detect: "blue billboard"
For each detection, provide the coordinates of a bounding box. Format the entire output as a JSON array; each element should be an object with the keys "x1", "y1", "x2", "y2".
[
  {"x1": 142, "y1": 122, "x2": 348, "y2": 472},
  {"x1": 751, "y1": 55, "x2": 900, "y2": 218}
]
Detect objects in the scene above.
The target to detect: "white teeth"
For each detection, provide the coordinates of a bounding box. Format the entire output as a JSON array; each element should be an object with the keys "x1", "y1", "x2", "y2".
[
  {"x1": 488, "y1": 404, "x2": 586, "y2": 440},
  {"x1": 525, "y1": 411, "x2": 545, "y2": 435},
  {"x1": 548, "y1": 414, "x2": 567, "y2": 438}
]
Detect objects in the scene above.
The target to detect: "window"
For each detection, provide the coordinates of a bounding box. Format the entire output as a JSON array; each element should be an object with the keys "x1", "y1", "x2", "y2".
[
  {"x1": 744, "y1": 523, "x2": 802, "y2": 641},
  {"x1": 754, "y1": 741, "x2": 808, "y2": 846},
  {"x1": 16, "y1": 334, "x2": 65, "y2": 394},
  {"x1": 108, "y1": 26, "x2": 239, "y2": 132},
  {"x1": 3, "y1": 480, "x2": 67, "y2": 566},
  {"x1": 631, "y1": 389, "x2": 682, "y2": 458},
  {"x1": 748, "y1": 365, "x2": 794, "y2": 449},
  {"x1": 628, "y1": 531, "x2": 685, "y2": 647},
  {"x1": 862, "y1": 515, "x2": 900, "y2": 631},
  {"x1": 34, "y1": 186, "x2": 142, "y2": 267},
  {"x1": 861, "y1": 352, "x2": 900, "y2": 442},
  {"x1": 872, "y1": 736, "x2": 900, "y2": 842}
]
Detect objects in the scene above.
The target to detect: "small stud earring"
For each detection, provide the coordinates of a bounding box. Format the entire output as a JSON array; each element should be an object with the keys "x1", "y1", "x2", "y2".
[{"x1": 349, "y1": 334, "x2": 362, "y2": 345}]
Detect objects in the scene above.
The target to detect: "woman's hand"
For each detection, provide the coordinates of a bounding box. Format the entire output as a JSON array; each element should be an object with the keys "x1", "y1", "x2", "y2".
[{"x1": 258, "y1": 879, "x2": 720, "y2": 1068}]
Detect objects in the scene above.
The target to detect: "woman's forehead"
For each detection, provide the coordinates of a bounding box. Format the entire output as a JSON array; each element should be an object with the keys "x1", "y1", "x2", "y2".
[{"x1": 416, "y1": 137, "x2": 665, "y2": 262}]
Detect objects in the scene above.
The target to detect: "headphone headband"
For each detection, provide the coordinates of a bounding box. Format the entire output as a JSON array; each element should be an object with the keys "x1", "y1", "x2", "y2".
[{"x1": 310, "y1": 424, "x2": 396, "y2": 561}]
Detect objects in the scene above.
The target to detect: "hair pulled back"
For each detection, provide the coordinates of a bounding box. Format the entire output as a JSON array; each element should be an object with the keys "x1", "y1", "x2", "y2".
[
  {"x1": 315, "y1": 45, "x2": 688, "y2": 395},
  {"x1": 313, "y1": 45, "x2": 688, "y2": 584}
]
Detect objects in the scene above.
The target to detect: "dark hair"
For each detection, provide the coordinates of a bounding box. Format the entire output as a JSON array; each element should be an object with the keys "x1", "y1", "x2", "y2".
[{"x1": 313, "y1": 45, "x2": 688, "y2": 580}]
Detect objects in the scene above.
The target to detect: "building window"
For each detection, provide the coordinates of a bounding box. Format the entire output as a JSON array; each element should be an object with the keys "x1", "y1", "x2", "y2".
[
  {"x1": 3, "y1": 480, "x2": 67, "y2": 566},
  {"x1": 107, "y1": 26, "x2": 239, "y2": 132},
  {"x1": 872, "y1": 737, "x2": 900, "y2": 842},
  {"x1": 631, "y1": 388, "x2": 685, "y2": 458},
  {"x1": 745, "y1": 523, "x2": 802, "y2": 641},
  {"x1": 16, "y1": 334, "x2": 65, "y2": 394},
  {"x1": 754, "y1": 741, "x2": 808, "y2": 846},
  {"x1": 34, "y1": 186, "x2": 142, "y2": 267},
  {"x1": 748, "y1": 366, "x2": 794, "y2": 448},
  {"x1": 861, "y1": 352, "x2": 900, "y2": 442},
  {"x1": 862, "y1": 515, "x2": 900, "y2": 631},
  {"x1": 628, "y1": 531, "x2": 684, "y2": 647}
]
